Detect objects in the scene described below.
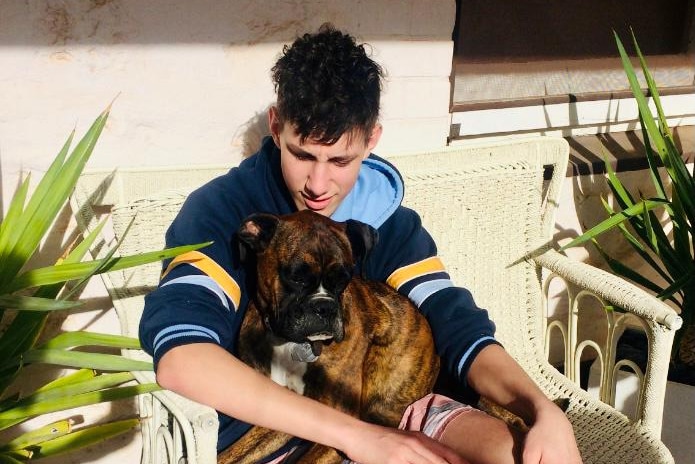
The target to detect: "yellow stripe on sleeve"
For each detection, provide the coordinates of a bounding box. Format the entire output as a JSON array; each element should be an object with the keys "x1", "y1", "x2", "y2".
[
  {"x1": 386, "y1": 257, "x2": 446, "y2": 290},
  {"x1": 161, "y1": 251, "x2": 242, "y2": 311}
]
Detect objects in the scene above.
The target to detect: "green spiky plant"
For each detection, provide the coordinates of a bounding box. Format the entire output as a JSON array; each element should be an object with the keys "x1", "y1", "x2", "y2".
[
  {"x1": 560, "y1": 32, "x2": 695, "y2": 368},
  {"x1": 0, "y1": 107, "x2": 209, "y2": 462}
]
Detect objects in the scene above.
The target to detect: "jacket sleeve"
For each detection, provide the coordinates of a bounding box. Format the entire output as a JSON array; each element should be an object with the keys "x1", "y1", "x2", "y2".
[
  {"x1": 366, "y1": 207, "x2": 500, "y2": 387},
  {"x1": 139, "y1": 182, "x2": 248, "y2": 369}
]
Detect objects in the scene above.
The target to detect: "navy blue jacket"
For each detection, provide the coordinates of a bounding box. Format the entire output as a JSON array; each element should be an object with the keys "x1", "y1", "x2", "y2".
[{"x1": 139, "y1": 137, "x2": 498, "y2": 452}]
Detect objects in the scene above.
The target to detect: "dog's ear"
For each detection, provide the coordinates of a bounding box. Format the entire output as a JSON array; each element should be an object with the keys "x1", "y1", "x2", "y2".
[
  {"x1": 345, "y1": 219, "x2": 378, "y2": 278},
  {"x1": 237, "y1": 213, "x2": 280, "y2": 263}
]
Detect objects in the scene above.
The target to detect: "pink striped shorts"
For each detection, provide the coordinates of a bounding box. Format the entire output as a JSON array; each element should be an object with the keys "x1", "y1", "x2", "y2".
[{"x1": 265, "y1": 393, "x2": 473, "y2": 463}]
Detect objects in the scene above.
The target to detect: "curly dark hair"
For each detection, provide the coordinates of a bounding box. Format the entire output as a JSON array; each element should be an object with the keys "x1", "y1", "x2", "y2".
[{"x1": 271, "y1": 24, "x2": 384, "y2": 145}]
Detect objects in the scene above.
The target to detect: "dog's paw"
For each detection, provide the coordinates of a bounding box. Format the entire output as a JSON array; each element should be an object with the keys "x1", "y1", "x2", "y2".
[{"x1": 478, "y1": 396, "x2": 570, "y2": 432}]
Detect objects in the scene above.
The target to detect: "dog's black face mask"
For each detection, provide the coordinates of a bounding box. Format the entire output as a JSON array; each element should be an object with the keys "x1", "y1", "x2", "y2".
[
  {"x1": 275, "y1": 257, "x2": 351, "y2": 345},
  {"x1": 237, "y1": 210, "x2": 377, "y2": 354}
]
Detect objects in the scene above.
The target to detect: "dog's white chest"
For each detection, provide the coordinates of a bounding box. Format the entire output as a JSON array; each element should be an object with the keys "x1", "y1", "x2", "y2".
[{"x1": 270, "y1": 343, "x2": 307, "y2": 394}]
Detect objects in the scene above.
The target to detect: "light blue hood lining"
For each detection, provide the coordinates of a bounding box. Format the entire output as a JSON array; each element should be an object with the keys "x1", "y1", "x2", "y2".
[{"x1": 331, "y1": 157, "x2": 403, "y2": 229}]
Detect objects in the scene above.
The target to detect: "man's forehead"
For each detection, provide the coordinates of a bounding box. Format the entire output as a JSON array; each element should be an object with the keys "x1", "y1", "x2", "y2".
[{"x1": 284, "y1": 124, "x2": 369, "y2": 151}]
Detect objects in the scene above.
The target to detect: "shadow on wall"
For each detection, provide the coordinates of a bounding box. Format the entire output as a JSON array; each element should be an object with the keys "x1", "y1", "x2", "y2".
[
  {"x1": 0, "y1": 0, "x2": 450, "y2": 46},
  {"x1": 0, "y1": 0, "x2": 456, "y2": 184},
  {"x1": 234, "y1": 106, "x2": 272, "y2": 159},
  {"x1": 566, "y1": 126, "x2": 694, "y2": 269}
]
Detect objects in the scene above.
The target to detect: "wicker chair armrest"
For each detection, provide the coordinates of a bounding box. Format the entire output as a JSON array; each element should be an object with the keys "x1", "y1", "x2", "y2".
[
  {"x1": 534, "y1": 248, "x2": 681, "y2": 436},
  {"x1": 123, "y1": 361, "x2": 218, "y2": 464},
  {"x1": 535, "y1": 249, "x2": 681, "y2": 329}
]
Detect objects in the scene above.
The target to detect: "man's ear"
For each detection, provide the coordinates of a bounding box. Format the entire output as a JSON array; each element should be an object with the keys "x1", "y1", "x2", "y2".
[
  {"x1": 237, "y1": 213, "x2": 280, "y2": 263},
  {"x1": 365, "y1": 123, "x2": 383, "y2": 154},
  {"x1": 268, "y1": 106, "x2": 282, "y2": 148},
  {"x1": 345, "y1": 219, "x2": 379, "y2": 278}
]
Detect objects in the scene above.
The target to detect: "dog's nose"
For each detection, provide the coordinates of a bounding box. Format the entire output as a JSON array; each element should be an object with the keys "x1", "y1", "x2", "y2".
[{"x1": 309, "y1": 297, "x2": 336, "y2": 317}]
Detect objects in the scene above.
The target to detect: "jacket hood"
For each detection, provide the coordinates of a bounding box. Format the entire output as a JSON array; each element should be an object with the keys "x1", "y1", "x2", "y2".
[{"x1": 331, "y1": 154, "x2": 404, "y2": 229}]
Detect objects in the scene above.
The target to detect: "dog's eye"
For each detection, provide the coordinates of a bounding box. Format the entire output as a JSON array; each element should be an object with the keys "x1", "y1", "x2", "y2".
[
  {"x1": 290, "y1": 274, "x2": 305, "y2": 285},
  {"x1": 283, "y1": 263, "x2": 313, "y2": 287},
  {"x1": 324, "y1": 266, "x2": 351, "y2": 291}
]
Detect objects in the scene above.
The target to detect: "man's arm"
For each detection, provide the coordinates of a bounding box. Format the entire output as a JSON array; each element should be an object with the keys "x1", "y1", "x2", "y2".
[
  {"x1": 156, "y1": 342, "x2": 465, "y2": 464},
  {"x1": 467, "y1": 344, "x2": 582, "y2": 463}
]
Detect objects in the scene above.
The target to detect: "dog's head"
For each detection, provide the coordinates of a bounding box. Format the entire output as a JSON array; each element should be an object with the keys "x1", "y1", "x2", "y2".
[{"x1": 237, "y1": 210, "x2": 377, "y2": 353}]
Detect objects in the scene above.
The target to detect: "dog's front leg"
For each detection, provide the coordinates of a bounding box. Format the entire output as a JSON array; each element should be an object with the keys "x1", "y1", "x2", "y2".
[
  {"x1": 217, "y1": 427, "x2": 293, "y2": 464},
  {"x1": 291, "y1": 443, "x2": 344, "y2": 464}
]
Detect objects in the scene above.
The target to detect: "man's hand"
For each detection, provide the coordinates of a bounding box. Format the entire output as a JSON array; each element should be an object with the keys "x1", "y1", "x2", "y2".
[
  {"x1": 342, "y1": 423, "x2": 467, "y2": 464},
  {"x1": 522, "y1": 400, "x2": 583, "y2": 464},
  {"x1": 466, "y1": 344, "x2": 583, "y2": 464}
]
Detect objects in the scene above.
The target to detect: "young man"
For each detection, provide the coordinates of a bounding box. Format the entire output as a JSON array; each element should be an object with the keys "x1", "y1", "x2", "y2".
[{"x1": 140, "y1": 25, "x2": 582, "y2": 464}]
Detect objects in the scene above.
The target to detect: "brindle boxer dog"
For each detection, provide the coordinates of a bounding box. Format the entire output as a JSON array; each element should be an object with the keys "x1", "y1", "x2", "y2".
[{"x1": 218, "y1": 210, "x2": 439, "y2": 464}]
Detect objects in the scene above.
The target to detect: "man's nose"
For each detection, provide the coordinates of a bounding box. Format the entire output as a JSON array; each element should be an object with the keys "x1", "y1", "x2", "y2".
[{"x1": 306, "y1": 162, "x2": 329, "y2": 196}]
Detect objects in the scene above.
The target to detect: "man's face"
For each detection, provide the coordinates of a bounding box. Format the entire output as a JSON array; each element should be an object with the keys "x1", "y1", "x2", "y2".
[{"x1": 269, "y1": 107, "x2": 382, "y2": 217}]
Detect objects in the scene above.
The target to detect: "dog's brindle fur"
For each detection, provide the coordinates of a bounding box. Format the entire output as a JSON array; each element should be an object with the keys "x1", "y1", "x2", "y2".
[{"x1": 218, "y1": 210, "x2": 439, "y2": 464}]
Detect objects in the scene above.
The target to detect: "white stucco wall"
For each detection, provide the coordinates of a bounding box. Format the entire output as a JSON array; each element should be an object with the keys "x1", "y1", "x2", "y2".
[
  {"x1": 0, "y1": 0, "x2": 455, "y2": 192},
  {"x1": 0, "y1": 1, "x2": 456, "y2": 463}
]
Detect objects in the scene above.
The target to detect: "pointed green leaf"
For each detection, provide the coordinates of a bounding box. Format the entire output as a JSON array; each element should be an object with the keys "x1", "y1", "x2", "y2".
[
  {"x1": 664, "y1": 140, "x2": 695, "y2": 226},
  {"x1": 604, "y1": 193, "x2": 677, "y2": 274},
  {"x1": 604, "y1": 156, "x2": 636, "y2": 210},
  {"x1": 638, "y1": 112, "x2": 667, "y2": 199},
  {"x1": 0, "y1": 384, "x2": 159, "y2": 421},
  {"x1": 600, "y1": 196, "x2": 674, "y2": 285},
  {"x1": 11, "y1": 373, "x2": 135, "y2": 408},
  {"x1": 0, "y1": 314, "x2": 49, "y2": 382},
  {"x1": 2, "y1": 349, "x2": 152, "y2": 372},
  {"x1": 0, "y1": 134, "x2": 74, "y2": 289},
  {"x1": 0, "y1": 419, "x2": 72, "y2": 451},
  {"x1": 671, "y1": 191, "x2": 692, "y2": 261},
  {"x1": 614, "y1": 32, "x2": 667, "y2": 157},
  {"x1": 641, "y1": 201, "x2": 660, "y2": 253},
  {"x1": 620, "y1": 32, "x2": 695, "y2": 226},
  {"x1": 7, "y1": 242, "x2": 211, "y2": 293},
  {"x1": 0, "y1": 361, "x2": 23, "y2": 399},
  {"x1": 16, "y1": 131, "x2": 75, "y2": 236},
  {"x1": 0, "y1": 296, "x2": 81, "y2": 312},
  {"x1": 560, "y1": 199, "x2": 667, "y2": 250},
  {"x1": 0, "y1": 174, "x2": 31, "y2": 258},
  {"x1": 62, "y1": 217, "x2": 109, "y2": 265},
  {"x1": 591, "y1": 239, "x2": 672, "y2": 302},
  {"x1": 614, "y1": 31, "x2": 695, "y2": 234},
  {"x1": 631, "y1": 30, "x2": 670, "y2": 138},
  {"x1": 0, "y1": 371, "x2": 135, "y2": 432},
  {"x1": 34, "y1": 369, "x2": 96, "y2": 393},
  {"x1": 60, "y1": 216, "x2": 133, "y2": 301},
  {"x1": 0, "y1": 110, "x2": 109, "y2": 287},
  {"x1": 29, "y1": 419, "x2": 139, "y2": 459},
  {"x1": 40, "y1": 332, "x2": 140, "y2": 351}
]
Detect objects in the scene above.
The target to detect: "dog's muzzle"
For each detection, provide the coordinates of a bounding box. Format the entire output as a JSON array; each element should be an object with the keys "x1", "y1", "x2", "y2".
[
  {"x1": 305, "y1": 291, "x2": 344, "y2": 339},
  {"x1": 271, "y1": 289, "x2": 345, "y2": 361}
]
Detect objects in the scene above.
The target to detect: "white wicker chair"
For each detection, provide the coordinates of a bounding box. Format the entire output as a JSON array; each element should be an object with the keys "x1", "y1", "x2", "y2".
[{"x1": 70, "y1": 136, "x2": 680, "y2": 464}]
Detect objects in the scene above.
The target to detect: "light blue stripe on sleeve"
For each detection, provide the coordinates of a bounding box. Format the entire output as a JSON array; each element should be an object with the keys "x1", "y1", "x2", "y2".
[
  {"x1": 161, "y1": 275, "x2": 231, "y2": 311},
  {"x1": 456, "y1": 336, "x2": 497, "y2": 378},
  {"x1": 408, "y1": 279, "x2": 454, "y2": 307},
  {"x1": 153, "y1": 324, "x2": 221, "y2": 355}
]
